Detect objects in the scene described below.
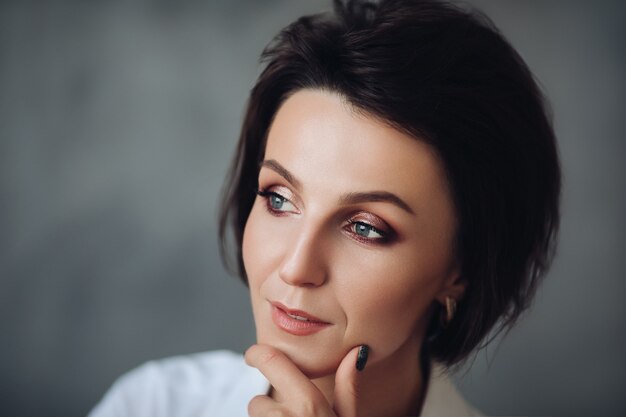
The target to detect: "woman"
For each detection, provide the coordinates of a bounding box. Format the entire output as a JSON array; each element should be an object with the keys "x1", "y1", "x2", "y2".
[{"x1": 89, "y1": 0, "x2": 560, "y2": 416}]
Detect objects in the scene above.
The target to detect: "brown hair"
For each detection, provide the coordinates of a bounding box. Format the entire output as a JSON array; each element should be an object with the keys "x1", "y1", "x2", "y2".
[{"x1": 218, "y1": 0, "x2": 561, "y2": 367}]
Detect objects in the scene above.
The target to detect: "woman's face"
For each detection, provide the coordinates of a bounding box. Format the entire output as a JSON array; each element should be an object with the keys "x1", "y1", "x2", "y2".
[{"x1": 242, "y1": 89, "x2": 464, "y2": 377}]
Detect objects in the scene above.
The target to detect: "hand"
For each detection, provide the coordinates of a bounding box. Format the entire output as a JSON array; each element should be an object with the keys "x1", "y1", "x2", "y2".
[{"x1": 244, "y1": 343, "x2": 369, "y2": 417}]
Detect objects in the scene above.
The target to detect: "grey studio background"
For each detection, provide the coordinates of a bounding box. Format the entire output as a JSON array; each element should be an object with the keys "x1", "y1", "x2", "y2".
[{"x1": 1, "y1": 0, "x2": 624, "y2": 416}]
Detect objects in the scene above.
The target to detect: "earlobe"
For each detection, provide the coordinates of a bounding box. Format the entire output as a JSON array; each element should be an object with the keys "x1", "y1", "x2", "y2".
[
  {"x1": 440, "y1": 296, "x2": 457, "y2": 327},
  {"x1": 431, "y1": 269, "x2": 466, "y2": 328}
]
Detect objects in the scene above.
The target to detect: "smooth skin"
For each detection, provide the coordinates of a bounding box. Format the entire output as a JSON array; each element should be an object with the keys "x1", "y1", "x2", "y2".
[
  {"x1": 245, "y1": 344, "x2": 363, "y2": 416},
  {"x1": 242, "y1": 89, "x2": 466, "y2": 417}
]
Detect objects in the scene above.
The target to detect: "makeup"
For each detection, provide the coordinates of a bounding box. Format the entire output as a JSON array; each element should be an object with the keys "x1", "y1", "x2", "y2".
[
  {"x1": 270, "y1": 302, "x2": 332, "y2": 336},
  {"x1": 243, "y1": 89, "x2": 461, "y2": 399}
]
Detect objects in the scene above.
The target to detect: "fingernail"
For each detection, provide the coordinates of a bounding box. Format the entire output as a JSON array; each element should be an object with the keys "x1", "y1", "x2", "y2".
[{"x1": 356, "y1": 345, "x2": 369, "y2": 372}]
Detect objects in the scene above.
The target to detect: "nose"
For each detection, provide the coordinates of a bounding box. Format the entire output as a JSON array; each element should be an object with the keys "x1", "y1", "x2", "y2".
[{"x1": 278, "y1": 222, "x2": 328, "y2": 288}]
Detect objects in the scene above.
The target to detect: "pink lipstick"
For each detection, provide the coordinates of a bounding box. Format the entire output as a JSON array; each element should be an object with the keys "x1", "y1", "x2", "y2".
[{"x1": 270, "y1": 301, "x2": 332, "y2": 336}]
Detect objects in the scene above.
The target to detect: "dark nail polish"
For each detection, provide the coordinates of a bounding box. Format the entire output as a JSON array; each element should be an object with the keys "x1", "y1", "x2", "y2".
[{"x1": 356, "y1": 345, "x2": 369, "y2": 371}]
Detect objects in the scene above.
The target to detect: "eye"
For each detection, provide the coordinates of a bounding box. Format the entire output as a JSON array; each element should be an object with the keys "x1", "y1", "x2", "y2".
[
  {"x1": 256, "y1": 188, "x2": 298, "y2": 214},
  {"x1": 347, "y1": 220, "x2": 386, "y2": 241}
]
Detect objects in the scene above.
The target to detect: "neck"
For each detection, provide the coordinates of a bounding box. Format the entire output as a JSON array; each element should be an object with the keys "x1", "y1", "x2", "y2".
[{"x1": 274, "y1": 337, "x2": 428, "y2": 417}]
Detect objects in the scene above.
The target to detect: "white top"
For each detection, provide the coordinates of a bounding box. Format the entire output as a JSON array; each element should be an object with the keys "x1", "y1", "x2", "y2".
[{"x1": 88, "y1": 350, "x2": 481, "y2": 417}]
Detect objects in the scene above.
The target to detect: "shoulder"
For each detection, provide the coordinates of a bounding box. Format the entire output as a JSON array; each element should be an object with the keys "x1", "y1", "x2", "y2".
[
  {"x1": 88, "y1": 350, "x2": 269, "y2": 417},
  {"x1": 420, "y1": 363, "x2": 483, "y2": 417}
]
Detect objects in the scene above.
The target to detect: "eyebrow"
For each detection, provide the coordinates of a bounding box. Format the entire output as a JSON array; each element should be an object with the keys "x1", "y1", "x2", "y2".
[
  {"x1": 261, "y1": 159, "x2": 303, "y2": 191},
  {"x1": 338, "y1": 191, "x2": 415, "y2": 215},
  {"x1": 260, "y1": 159, "x2": 415, "y2": 216}
]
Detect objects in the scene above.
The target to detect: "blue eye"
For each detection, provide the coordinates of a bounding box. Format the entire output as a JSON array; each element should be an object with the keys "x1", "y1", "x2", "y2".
[
  {"x1": 269, "y1": 194, "x2": 285, "y2": 210},
  {"x1": 350, "y1": 221, "x2": 385, "y2": 239},
  {"x1": 256, "y1": 188, "x2": 393, "y2": 244},
  {"x1": 256, "y1": 188, "x2": 298, "y2": 213}
]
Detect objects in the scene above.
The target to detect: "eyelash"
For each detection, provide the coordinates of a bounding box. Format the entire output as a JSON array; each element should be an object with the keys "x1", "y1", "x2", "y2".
[
  {"x1": 255, "y1": 187, "x2": 394, "y2": 245},
  {"x1": 256, "y1": 188, "x2": 296, "y2": 217}
]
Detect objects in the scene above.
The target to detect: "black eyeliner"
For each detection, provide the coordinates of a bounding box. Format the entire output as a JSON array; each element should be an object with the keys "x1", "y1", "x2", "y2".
[{"x1": 346, "y1": 219, "x2": 394, "y2": 244}]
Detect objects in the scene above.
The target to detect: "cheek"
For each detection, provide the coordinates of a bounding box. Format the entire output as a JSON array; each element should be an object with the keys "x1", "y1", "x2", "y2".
[
  {"x1": 243, "y1": 204, "x2": 276, "y2": 331},
  {"x1": 242, "y1": 203, "x2": 268, "y2": 290},
  {"x1": 243, "y1": 203, "x2": 272, "y2": 273},
  {"x1": 243, "y1": 197, "x2": 306, "y2": 283},
  {"x1": 336, "y1": 253, "x2": 441, "y2": 356},
  {"x1": 242, "y1": 201, "x2": 292, "y2": 294}
]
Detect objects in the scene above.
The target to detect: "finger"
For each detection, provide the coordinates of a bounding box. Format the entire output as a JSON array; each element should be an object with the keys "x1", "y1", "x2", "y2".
[
  {"x1": 245, "y1": 344, "x2": 323, "y2": 401},
  {"x1": 333, "y1": 345, "x2": 369, "y2": 417},
  {"x1": 247, "y1": 394, "x2": 279, "y2": 417}
]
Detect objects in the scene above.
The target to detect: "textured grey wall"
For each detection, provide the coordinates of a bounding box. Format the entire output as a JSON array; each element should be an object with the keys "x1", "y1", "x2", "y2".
[{"x1": 0, "y1": 1, "x2": 624, "y2": 416}]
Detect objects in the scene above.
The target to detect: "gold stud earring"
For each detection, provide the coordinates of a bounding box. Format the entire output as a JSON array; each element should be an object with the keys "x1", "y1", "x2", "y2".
[{"x1": 440, "y1": 296, "x2": 457, "y2": 328}]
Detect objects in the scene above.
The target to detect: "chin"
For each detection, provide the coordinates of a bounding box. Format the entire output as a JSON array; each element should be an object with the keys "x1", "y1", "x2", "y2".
[
  {"x1": 295, "y1": 358, "x2": 339, "y2": 379},
  {"x1": 280, "y1": 343, "x2": 341, "y2": 379},
  {"x1": 257, "y1": 332, "x2": 342, "y2": 379}
]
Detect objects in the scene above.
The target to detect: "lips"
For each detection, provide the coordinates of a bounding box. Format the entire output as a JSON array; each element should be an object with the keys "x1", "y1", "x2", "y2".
[{"x1": 270, "y1": 301, "x2": 332, "y2": 336}]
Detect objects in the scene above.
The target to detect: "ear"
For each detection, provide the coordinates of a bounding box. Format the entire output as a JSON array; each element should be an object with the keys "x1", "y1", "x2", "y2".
[{"x1": 435, "y1": 262, "x2": 467, "y2": 304}]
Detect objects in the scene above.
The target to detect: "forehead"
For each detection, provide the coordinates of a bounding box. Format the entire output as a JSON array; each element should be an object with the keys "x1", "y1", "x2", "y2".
[{"x1": 264, "y1": 89, "x2": 451, "y2": 209}]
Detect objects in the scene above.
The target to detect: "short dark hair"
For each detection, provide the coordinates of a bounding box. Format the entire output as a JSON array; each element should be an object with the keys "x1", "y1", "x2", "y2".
[{"x1": 218, "y1": 0, "x2": 561, "y2": 367}]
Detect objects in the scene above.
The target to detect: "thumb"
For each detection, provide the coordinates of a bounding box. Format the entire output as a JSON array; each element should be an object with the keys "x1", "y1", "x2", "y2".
[{"x1": 333, "y1": 344, "x2": 369, "y2": 417}]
